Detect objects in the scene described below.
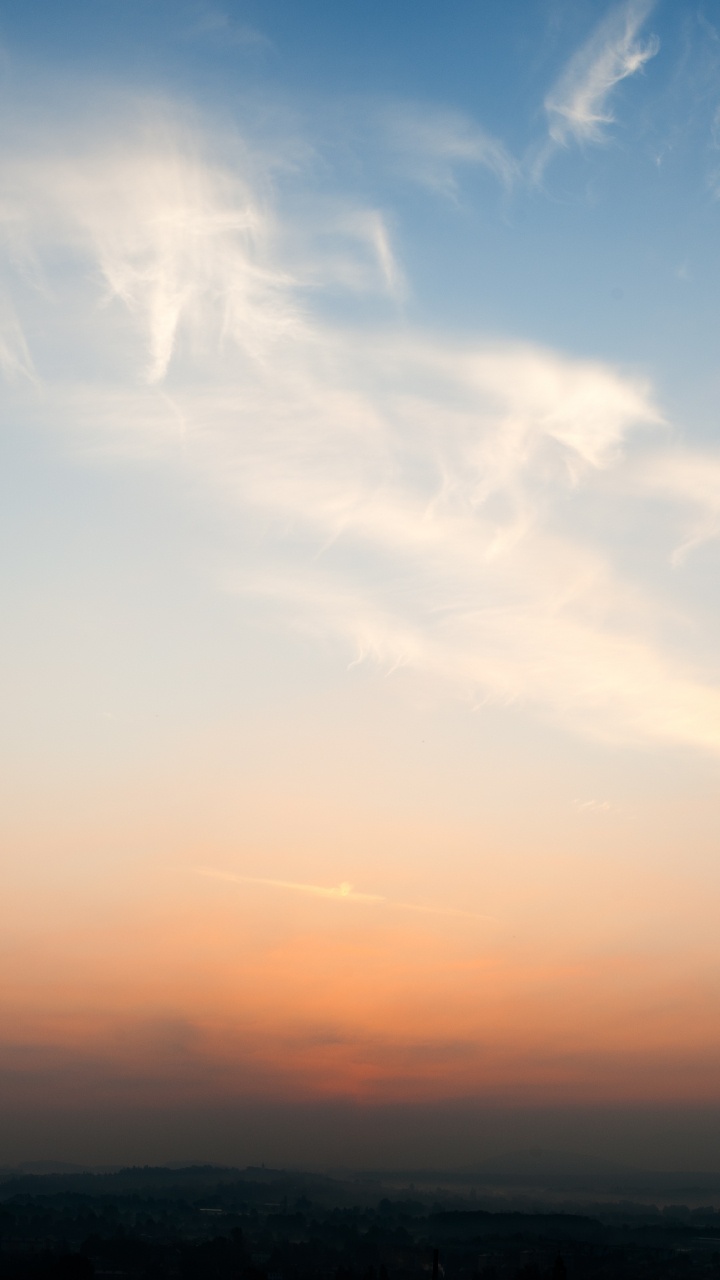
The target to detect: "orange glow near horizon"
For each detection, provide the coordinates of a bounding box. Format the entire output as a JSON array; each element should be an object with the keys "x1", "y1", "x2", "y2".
[{"x1": 4, "y1": 822, "x2": 720, "y2": 1111}]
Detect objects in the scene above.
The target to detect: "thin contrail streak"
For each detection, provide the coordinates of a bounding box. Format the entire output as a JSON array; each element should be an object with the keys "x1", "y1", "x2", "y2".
[{"x1": 194, "y1": 867, "x2": 496, "y2": 921}]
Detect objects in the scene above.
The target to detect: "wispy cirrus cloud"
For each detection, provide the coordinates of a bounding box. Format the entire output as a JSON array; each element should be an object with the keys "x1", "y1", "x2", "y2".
[
  {"x1": 543, "y1": 0, "x2": 659, "y2": 154},
  {"x1": 638, "y1": 449, "x2": 720, "y2": 563},
  {"x1": 379, "y1": 5, "x2": 658, "y2": 197},
  {"x1": 380, "y1": 103, "x2": 517, "y2": 197},
  {"x1": 2, "y1": 89, "x2": 719, "y2": 756},
  {"x1": 0, "y1": 300, "x2": 34, "y2": 381},
  {"x1": 183, "y1": 5, "x2": 270, "y2": 49}
]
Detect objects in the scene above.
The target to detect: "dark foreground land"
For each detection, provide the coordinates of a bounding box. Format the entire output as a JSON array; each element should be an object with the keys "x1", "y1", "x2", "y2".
[{"x1": 2, "y1": 1164, "x2": 720, "y2": 1280}]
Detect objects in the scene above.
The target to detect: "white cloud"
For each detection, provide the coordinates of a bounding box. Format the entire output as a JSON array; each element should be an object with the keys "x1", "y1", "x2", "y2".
[
  {"x1": 544, "y1": 0, "x2": 659, "y2": 150},
  {"x1": 2, "y1": 92, "x2": 720, "y2": 756}
]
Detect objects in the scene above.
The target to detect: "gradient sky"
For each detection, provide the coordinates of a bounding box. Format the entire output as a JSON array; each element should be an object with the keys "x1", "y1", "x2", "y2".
[{"x1": 3, "y1": 0, "x2": 720, "y2": 1169}]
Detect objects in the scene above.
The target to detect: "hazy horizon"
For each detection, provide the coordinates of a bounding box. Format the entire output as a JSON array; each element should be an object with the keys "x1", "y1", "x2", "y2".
[{"x1": 8, "y1": 1103, "x2": 720, "y2": 1176}]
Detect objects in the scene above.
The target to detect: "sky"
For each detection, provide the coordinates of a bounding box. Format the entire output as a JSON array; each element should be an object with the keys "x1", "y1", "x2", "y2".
[{"x1": 2, "y1": 0, "x2": 720, "y2": 1171}]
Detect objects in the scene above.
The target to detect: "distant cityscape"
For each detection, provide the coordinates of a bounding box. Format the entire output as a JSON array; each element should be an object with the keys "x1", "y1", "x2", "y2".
[{"x1": 3, "y1": 1164, "x2": 720, "y2": 1280}]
